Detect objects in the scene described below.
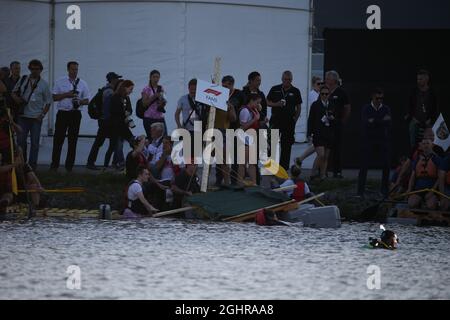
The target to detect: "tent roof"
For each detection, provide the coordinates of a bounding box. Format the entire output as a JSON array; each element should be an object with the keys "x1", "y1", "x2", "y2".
[{"x1": 20, "y1": 0, "x2": 310, "y2": 11}]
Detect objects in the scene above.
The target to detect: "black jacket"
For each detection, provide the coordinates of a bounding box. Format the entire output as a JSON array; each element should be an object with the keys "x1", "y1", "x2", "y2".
[{"x1": 307, "y1": 99, "x2": 336, "y2": 138}]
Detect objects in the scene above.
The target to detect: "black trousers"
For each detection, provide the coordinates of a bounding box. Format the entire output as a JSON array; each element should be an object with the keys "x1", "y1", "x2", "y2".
[
  {"x1": 51, "y1": 110, "x2": 81, "y2": 170},
  {"x1": 271, "y1": 119, "x2": 296, "y2": 172},
  {"x1": 330, "y1": 123, "x2": 343, "y2": 175},
  {"x1": 87, "y1": 120, "x2": 109, "y2": 165},
  {"x1": 104, "y1": 124, "x2": 133, "y2": 167},
  {"x1": 357, "y1": 139, "x2": 390, "y2": 196}
]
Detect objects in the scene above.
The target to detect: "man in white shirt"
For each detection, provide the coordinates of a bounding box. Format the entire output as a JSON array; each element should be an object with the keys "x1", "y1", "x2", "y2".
[
  {"x1": 50, "y1": 61, "x2": 90, "y2": 172},
  {"x1": 147, "y1": 123, "x2": 175, "y2": 182}
]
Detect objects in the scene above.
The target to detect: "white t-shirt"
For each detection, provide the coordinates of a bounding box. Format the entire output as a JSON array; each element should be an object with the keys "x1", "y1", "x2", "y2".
[
  {"x1": 238, "y1": 108, "x2": 255, "y2": 145},
  {"x1": 52, "y1": 76, "x2": 90, "y2": 111},
  {"x1": 308, "y1": 90, "x2": 319, "y2": 108},
  {"x1": 128, "y1": 181, "x2": 143, "y2": 201},
  {"x1": 280, "y1": 179, "x2": 311, "y2": 197},
  {"x1": 239, "y1": 107, "x2": 253, "y2": 125},
  {"x1": 177, "y1": 94, "x2": 200, "y2": 131},
  {"x1": 148, "y1": 137, "x2": 175, "y2": 181}
]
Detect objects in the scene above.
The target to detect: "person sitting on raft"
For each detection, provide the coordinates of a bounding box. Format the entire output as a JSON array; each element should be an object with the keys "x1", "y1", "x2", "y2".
[
  {"x1": 392, "y1": 128, "x2": 444, "y2": 192},
  {"x1": 0, "y1": 153, "x2": 17, "y2": 214},
  {"x1": 123, "y1": 166, "x2": 159, "y2": 218},
  {"x1": 369, "y1": 229, "x2": 399, "y2": 250},
  {"x1": 15, "y1": 147, "x2": 44, "y2": 209},
  {"x1": 171, "y1": 161, "x2": 200, "y2": 209},
  {"x1": 407, "y1": 138, "x2": 441, "y2": 210},
  {"x1": 278, "y1": 164, "x2": 313, "y2": 202},
  {"x1": 389, "y1": 155, "x2": 409, "y2": 194}
]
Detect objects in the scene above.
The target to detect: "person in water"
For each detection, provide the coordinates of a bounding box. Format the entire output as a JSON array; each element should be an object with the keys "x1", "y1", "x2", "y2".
[{"x1": 369, "y1": 229, "x2": 399, "y2": 250}]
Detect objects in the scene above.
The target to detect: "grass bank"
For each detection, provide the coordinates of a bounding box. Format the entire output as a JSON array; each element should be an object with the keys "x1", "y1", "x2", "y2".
[{"x1": 34, "y1": 170, "x2": 383, "y2": 220}]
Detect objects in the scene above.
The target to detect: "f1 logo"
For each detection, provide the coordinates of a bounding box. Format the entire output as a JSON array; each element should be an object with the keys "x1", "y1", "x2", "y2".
[{"x1": 204, "y1": 88, "x2": 222, "y2": 96}]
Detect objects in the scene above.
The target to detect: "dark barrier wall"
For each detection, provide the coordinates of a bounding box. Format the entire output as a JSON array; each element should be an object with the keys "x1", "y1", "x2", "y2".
[
  {"x1": 324, "y1": 29, "x2": 450, "y2": 169},
  {"x1": 315, "y1": 0, "x2": 450, "y2": 32}
]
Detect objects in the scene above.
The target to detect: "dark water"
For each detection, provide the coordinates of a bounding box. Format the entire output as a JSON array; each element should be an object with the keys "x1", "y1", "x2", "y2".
[{"x1": 0, "y1": 218, "x2": 449, "y2": 299}]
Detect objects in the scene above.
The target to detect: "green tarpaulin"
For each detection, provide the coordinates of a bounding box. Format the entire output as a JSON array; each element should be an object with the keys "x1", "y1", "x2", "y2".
[{"x1": 187, "y1": 186, "x2": 290, "y2": 220}]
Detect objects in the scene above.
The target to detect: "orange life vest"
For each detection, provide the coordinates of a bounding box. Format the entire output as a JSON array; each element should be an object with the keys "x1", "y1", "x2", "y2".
[{"x1": 415, "y1": 155, "x2": 438, "y2": 179}]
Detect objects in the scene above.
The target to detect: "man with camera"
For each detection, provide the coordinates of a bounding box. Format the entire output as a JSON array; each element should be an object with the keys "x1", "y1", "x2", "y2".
[
  {"x1": 10, "y1": 60, "x2": 51, "y2": 171},
  {"x1": 50, "y1": 61, "x2": 90, "y2": 172}
]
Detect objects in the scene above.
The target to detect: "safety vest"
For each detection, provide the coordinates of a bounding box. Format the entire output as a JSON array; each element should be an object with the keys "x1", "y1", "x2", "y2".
[
  {"x1": 292, "y1": 181, "x2": 306, "y2": 202},
  {"x1": 415, "y1": 155, "x2": 438, "y2": 179}
]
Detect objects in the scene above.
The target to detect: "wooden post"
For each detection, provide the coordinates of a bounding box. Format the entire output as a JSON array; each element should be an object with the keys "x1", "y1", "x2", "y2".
[{"x1": 200, "y1": 57, "x2": 221, "y2": 192}]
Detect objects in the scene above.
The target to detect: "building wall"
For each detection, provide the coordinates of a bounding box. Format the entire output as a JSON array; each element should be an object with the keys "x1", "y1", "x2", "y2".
[{"x1": 1, "y1": 0, "x2": 311, "y2": 139}]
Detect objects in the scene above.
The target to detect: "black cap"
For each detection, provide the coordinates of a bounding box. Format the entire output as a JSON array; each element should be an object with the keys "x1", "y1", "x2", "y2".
[{"x1": 106, "y1": 72, "x2": 122, "y2": 82}]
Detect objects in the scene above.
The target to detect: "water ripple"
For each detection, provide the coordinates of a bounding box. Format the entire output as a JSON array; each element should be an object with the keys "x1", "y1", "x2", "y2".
[{"x1": 0, "y1": 219, "x2": 449, "y2": 299}]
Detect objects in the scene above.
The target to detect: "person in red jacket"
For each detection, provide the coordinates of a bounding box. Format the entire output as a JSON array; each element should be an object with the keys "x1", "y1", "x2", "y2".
[{"x1": 279, "y1": 165, "x2": 313, "y2": 202}]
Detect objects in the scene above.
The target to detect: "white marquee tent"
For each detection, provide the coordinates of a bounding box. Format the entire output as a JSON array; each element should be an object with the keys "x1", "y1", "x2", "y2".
[{"x1": 1, "y1": 0, "x2": 312, "y2": 140}]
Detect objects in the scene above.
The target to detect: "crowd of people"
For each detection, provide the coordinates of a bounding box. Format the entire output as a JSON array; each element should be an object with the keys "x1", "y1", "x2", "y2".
[{"x1": 1, "y1": 59, "x2": 449, "y2": 215}]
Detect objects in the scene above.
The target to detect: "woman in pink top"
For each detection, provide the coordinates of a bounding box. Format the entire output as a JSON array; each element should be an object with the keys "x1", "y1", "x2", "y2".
[{"x1": 141, "y1": 70, "x2": 167, "y2": 137}]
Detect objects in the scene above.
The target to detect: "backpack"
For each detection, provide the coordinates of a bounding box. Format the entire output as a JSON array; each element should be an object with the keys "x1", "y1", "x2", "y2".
[
  {"x1": 136, "y1": 98, "x2": 145, "y2": 119},
  {"x1": 88, "y1": 88, "x2": 105, "y2": 120}
]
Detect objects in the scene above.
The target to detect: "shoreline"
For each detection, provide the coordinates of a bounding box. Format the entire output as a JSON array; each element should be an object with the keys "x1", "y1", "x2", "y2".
[{"x1": 29, "y1": 167, "x2": 384, "y2": 221}]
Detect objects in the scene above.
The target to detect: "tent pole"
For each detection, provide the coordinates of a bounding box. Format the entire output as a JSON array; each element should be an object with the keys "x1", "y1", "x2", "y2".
[
  {"x1": 47, "y1": 0, "x2": 56, "y2": 136},
  {"x1": 304, "y1": 0, "x2": 314, "y2": 141}
]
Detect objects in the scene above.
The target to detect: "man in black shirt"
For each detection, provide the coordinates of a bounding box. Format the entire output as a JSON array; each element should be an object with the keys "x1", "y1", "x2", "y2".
[
  {"x1": 325, "y1": 70, "x2": 351, "y2": 178},
  {"x1": 242, "y1": 71, "x2": 267, "y2": 128},
  {"x1": 267, "y1": 71, "x2": 302, "y2": 171},
  {"x1": 407, "y1": 69, "x2": 438, "y2": 149}
]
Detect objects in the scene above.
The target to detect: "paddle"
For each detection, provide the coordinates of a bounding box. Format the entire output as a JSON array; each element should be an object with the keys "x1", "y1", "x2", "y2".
[
  {"x1": 262, "y1": 159, "x2": 289, "y2": 180},
  {"x1": 18, "y1": 187, "x2": 85, "y2": 193}
]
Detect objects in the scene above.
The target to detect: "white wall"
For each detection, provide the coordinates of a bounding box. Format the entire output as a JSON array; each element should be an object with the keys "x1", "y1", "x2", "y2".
[
  {"x1": 1, "y1": 0, "x2": 311, "y2": 139},
  {"x1": 0, "y1": 1, "x2": 50, "y2": 90}
]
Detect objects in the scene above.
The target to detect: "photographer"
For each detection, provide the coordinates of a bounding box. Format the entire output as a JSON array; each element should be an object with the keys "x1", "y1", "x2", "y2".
[
  {"x1": 105, "y1": 80, "x2": 135, "y2": 168},
  {"x1": 141, "y1": 70, "x2": 167, "y2": 137},
  {"x1": 50, "y1": 61, "x2": 90, "y2": 172},
  {"x1": 11, "y1": 59, "x2": 51, "y2": 171}
]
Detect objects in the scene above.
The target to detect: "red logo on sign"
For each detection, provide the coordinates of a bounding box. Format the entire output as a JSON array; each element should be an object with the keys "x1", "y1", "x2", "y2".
[{"x1": 204, "y1": 88, "x2": 222, "y2": 96}]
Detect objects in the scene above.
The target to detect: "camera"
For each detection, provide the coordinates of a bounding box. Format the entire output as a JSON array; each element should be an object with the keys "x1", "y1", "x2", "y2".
[
  {"x1": 72, "y1": 90, "x2": 80, "y2": 109},
  {"x1": 156, "y1": 92, "x2": 167, "y2": 113},
  {"x1": 124, "y1": 111, "x2": 136, "y2": 129}
]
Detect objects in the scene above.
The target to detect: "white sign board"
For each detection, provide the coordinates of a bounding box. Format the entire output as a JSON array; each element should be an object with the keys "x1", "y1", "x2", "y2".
[
  {"x1": 195, "y1": 80, "x2": 229, "y2": 111},
  {"x1": 432, "y1": 114, "x2": 450, "y2": 152}
]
